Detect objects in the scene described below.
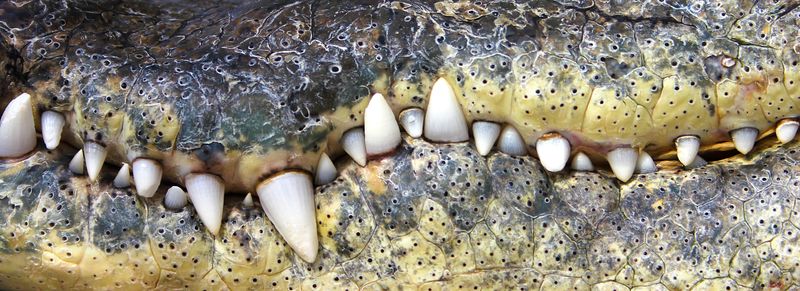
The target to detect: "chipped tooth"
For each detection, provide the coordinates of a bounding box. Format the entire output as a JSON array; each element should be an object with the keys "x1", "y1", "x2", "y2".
[
  {"x1": 0, "y1": 93, "x2": 36, "y2": 158},
  {"x1": 314, "y1": 153, "x2": 337, "y2": 185},
  {"x1": 342, "y1": 128, "x2": 367, "y2": 166},
  {"x1": 423, "y1": 78, "x2": 469, "y2": 142},
  {"x1": 571, "y1": 152, "x2": 594, "y2": 171},
  {"x1": 675, "y1": 135, "x2": 700, "y2": 166},
  {"x1": 730, "y1": 127, "x2": 759, "y2": 154},
  {"x1": 472, "y1": 121, "x2": 501, "y2": 156},
  {"x1": 185, "y1": 173, "x2": 225, "y2": 235},
  {"x1": 113, "y1": 163, "x2": 132, "y2": 188},
  {"x1": 635, "y1": 151, "x2": 658, "y2": 174},
  {"x1": 69, "y1": 149, "x2": 85, "y2": 175},
  {"x1": 364, "y1": 93, "x2": 401, "y2": 155},
  {"x1": 132, "y1": 158, "x2": 163, "y2": 198},
  {"x1": 606, "y1": 147, "x2": 638, "y2": 182},
  {"x1": 399, "y1": 108, "x2": 424, "y2": 138},
  {"x1": 536, "y1": 133, "x2": 571, "y2": 172},
  {"x1": 41, "y1": 111, "x2": 65, "y2": 150},
  {"x1": 243, "y1": 193, "x2": 254, "y2": 208},
  {"x1": 256, "y1": 171, "x2": 319, "y2": 263},
  {"x1": 776, "y1": 119, "x2": 799, "y2": 144},
  {"x1": 164, "y1": 186, "x2": 188, "y2": 210},
  {"x1": 497, "y1": 125, "x2": 527, "y2": 156},
  {"x1": 83, "y1": 142, "x2": 107, "y2": 182},
  {"x1": 686, "y1": 155, "x2": 708, "y2": 169}
]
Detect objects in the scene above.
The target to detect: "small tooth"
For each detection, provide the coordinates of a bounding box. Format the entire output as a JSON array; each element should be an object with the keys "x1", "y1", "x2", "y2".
[
  {"x1": 314, "y1": 153, "x2": 337, "y2": 185},
  {"x1": 607, "y1": 147, "x2": 638, "y2": 182},
  {"x1": 675, "y1": 135, "x2": 700, "y2": 166},
  {"x1": 399, "y1": 108, "x2": 424, "y2": 138},
  {"x1": 83, "y1": 142, "x2": 107, "y2": 182},
  {"x1": 243, "y1": 193, "x2": 254, "y2": 208},
  {"x1": 423, "y1": 78, "x2": 469, "y2": 142},
  {"x1": 41, "y1": 111, "x2": 65, "y2": 150},
  {"x1": 730, "y1": 127, "x2": 759, "y2": 154},
  {"x1": 342, "y1": 128, "x2": 367, "y2": 166},
  {"x1": 776, "y1": 119, "x2": 799, "y2": 144},
  {"x1": 364, "y1": 93, "x2": 401, "y2": 156},
  {"x1": 536, "y1": 133, "x2": 571, "y2": 172},
  {"x1": 164, "y1": 186, "x2": 188, "y2": 210},
  {"x1": 257, "y1": 171, "x2": 319, "y2": 263},
  {"x1": 185, "y1": 173, "x2": 225, "y2": 235},
  {"x1": 132, "y1": 158, "x2": 163, "y2": 198},
  {"x1": 113, "y1": 163, "x2": 132, "y2": 188},
  {"x1": 686, "y1": 155, "x2": 708, "y2": 169},
  {"x1": 0, "y1": 93, "x2": 36, "y2": 158},
  {"x1": 69, "y1": 149, "x2": 85, "y2": 175},
  {"x1": 497, "y1": 125, "x2": 527, "y2": 156},
  {"x1": 472, "y1": 121, "x2": 501, "y2": 156},
  {"x1": 635, "y1": 151, "x2": 658, "y2": 174},
  {"x1": 571, "y1": 152, "x2": 594, "y2": 171}
]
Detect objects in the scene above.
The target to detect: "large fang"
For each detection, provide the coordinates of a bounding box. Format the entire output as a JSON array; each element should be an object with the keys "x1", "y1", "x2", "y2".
[
  {"x1": 536, "y1": 133, "x2": 570, "y2": 172},
  {"x1": 776, "y1": 119, "x2": 798, "y2": 144},
  {"x1": 730, "y1": 127, "x2": 759, "y2": 154},
  {"x1": 83, "y1": 142, "x2": 107, "y2": 182},
  {"x1": 607, "y1": 147, "x2": 638, "y2": 182},
  {"x1": 496, "y1": 125, "x2": 527, "y2": 156},
  {"x1": 69, "y1": 149, "x2": 85, "y2": 175},
  {"x1": 113, "y1": 163, "x2": 131, "y2": 188},
  {"x1": 314, "y1": 153, "x2": 337, "y2": 185},
  {"x1": 635, "y1": 151, "x2": 658, "y2": 174},
  {"x1": 256, "y1": 171, "x2": 319, "y2": 263},
  {"x1": 185, "y1": 173, "x2": 225, "y2": 235},
  {"x1": 571, "y1": 152, "x2": 594, "y2": 171},
  {"x1": 364, "y1": 93, "x2": 401, "y2": 156},
  {"x1": 675, "y1": 135, "x2": 700, "y2": 166},
  {"x1": 41, "y1": 111, "x2": 65, "y2": 150},
  {"x1": 132, "y1": 158, "x2": 163, "y2": 198},
  {"x1": 341, "y1": 128, "x2": 367, "y2": 166},
  {"x1": 0, "y1": 93, "x2": 36, "y2": 158},
  {"x1": 164, "y1": 186, "x2": 188, "y2": 210},
  {"x1": 399, "y1": 108, "x2": 424, "y2": 138},
  {"x1": 472, "y1": 121, "x2": 501, "y2": 156},
  {"x1": 423, "y1": 78, "x2": 469, "y2": 142}
]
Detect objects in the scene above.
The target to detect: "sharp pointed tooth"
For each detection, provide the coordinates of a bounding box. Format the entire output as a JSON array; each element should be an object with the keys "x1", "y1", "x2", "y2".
[
  {"x1": 185, "y1": 173, "x2": 225, "y2": 235},
  {"x1": 314, "y1": 153, "x2": 337, "y2": 185},
  {"x1": 164, "y1": 186, "x2": 188, "y2": 210},
  {"x1": 399, "y1": 108, "x2": 424, "y2": 138},
  {"x1": 730, "y1": 127, "x2": 759, "y2": 154},
  {"x1": 364, "y1": 93, "x2": 401, "y2": 156},
  {"x1": 113, "y1": 163, "x2": 132, "y2": 188},
  {"x1": 342, "y1": 128, "x2": 367, "y2": 166},
  {"x1": 472, "y1": 121, "x2": 501, "y2": 156},
  {"x1": 536, "y1": 133, "x2": 571, "y2": 172},
  {"x1": 83, "y1": 142, "x2": 107, "y2": 182},
  {"x1": 675, "y1": 135, "x2": 700, "y2": 166},
  {"x1": 41, "y1": 111, "x2": 65, "y2": 150},
  {"x1": 0, "y1": 93, "x2": 36, "y2": 158},
  {"x1": 607, "y1": 147, "x2": 638, "y2": 182},
  {"x1": 571, "y1": 152, "x2": 594, "y2": 171},
  {"x1": 497, "y1": 125, "x2": 527, "y2": 156},
  {"x1": 635, "y1": 151, "x2": 658, "y2": 174},
  {"x1": 686, "y1": 155, "x2": 707, "y2": 169},
  {"x1": 132, "y1": 158, "x2": 163, "y2": 198},
  {"x1": 243, "y1": 193, "x2": 255, "y2": 208},
  {"x1": 69, "y1": 149, "x2": 85, "y2": 175},
  {"x1": 256, "y1": 171, "x2": 319, "y2": 263},
  {"x1": 776, "y1": 119, "x2": 799, "y2": 144},
  {"x1": 423, "y1": 78, "x2": 469, "y2": 142}
]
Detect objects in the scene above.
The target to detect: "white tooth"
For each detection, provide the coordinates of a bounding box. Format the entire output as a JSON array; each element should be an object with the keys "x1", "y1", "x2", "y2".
[
  {"x1": 606, "y1": 147, "x2": 638, "y2": 182},
  {"x1": 730, "y1": 127, "x2": 759, "y2": 154},
  {"x1": 0, "y1": 93, "x2": 36, "y2": 158},
  {"x1": 164, "y1": 186, "x2": 188, "y2": 210},
  {"x1": 185, "y1": 173, "x2": 225, "y2": 235},
  {"x1": 571, "y1": 152, "x2": 594, "y2": 171},
  {"x1": 536, "y1": 133, "x2": 571, "y2": 172},
  {"x1": 256, "y1": 171, "x2": 319, "y2": 263},
  {"x1": 132, "y1": 158, "x2": 163, "y2": 198},
  {"x1": 364, "y1": 93, "x2": 401, "y2": 156},
  {"x1": 497, "y1": 125, "x2": 527, "y2": 156},
  {"x1": 686, "y1": 155, "x2": 708, "y2": 169},
  {"x1": 342, "y1": 128, "x2": 367, "y2": 166},
  {"x1": 83, "y1": 142, "x2": 107, "y2": 182},
  {"x1": 113, "y1": 163, "x2": 131, "y2": 188},
  {"x1": 69, "y1": 149, "x2": 85, "y2": 175},
  {"x1": 399, "y1": 108, "x2": 424, "y2": 138},
  {"x1": 423, "y1": 78, "x2": 469, "y2": 142},
  {"x1": 472, "y1": 121, "x2": 501, "y2": 156},
  {"x1": 675, "y1": 135, "x2": 700, "y2": 166},
  {"x1": 41, "y1": 111, "x2": 65, "y2": 150},
  {"x1": 776, "y1": 119, "x2": 799, "y2": 144},
  {"x1": 243, "y1": 193, "x2": 254, "y2": 208},
  {"x1": 314, "y1": 153, "x2": 337, "y2": 185},
  {"x1": 635, "y1": 151, "x2": 658, "y2": 174}
]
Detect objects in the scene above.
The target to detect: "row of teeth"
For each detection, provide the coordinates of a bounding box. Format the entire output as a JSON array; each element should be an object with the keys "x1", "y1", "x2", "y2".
[{"x1": 0, "y1": 77, "x2": 798, "y2": 263}]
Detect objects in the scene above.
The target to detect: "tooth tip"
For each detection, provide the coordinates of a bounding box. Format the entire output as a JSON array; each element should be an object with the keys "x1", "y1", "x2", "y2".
[
  {"x1": 731, "y1": 127, "x2": 758, "y2": 154},
  {"x1": 257, "y1": 171, "x2": 319, "y2": 263},
  {"x1": 185, "y1": 173, "x2": 225, "y2": 236},
  {"x1": 423, "y1": 78, "x2": 469, "y2": 142},
  {"x1": 83, "y1": 142, "x2": 107, "y2": 181},
  {"x1": 364, "y1": 93, "x2": 401, "y2": 156},
  {"x1": 536, "y1": 133, "x2": 570, "y2": 172},
  {"x1": 636, "y1": 152, "x2": 658, "y2": 174},
  {"x1": 607, "y1": 148, "x2": 637, "y2": 182},
  {"x1": 675, "y1": 135, "x2": 700, "y2": 166},
  {"x1": 342, "y1": 128, "x2": 367, "y2": 166},
  {"x1": 571, "y1": 152, "x2": 594, "y2": 171},
  {"x1": 0, "y1": 93, "x2": 37, "y2": 158},
  {"x1": 243, "y1": 193, "x2": 254, "y2": 208},
  {"x1": 69, "y1": 149, "x2": 85, "y2": 175},
  {"x1": 132, "y1": 158, "x2": 163, "y2": 198},
  {"x1": 113, "y1": 163, "x2": 131, "y2": 188},
  {"x1": 472, "y1": 121, "x2": 501, "y2": 156},
  {"x1": 399, "y1": 108, "x2": 424, "y2": 138},
  {"x1": 42, "y1": 111, "x2": 66, "y2": 150},
  {"x1": 777, "y1": 120, "x2": 799, "y2": 144},
  {"x1": 315, "y1": 153, "x2": 337, "y2": 185},
  {"x1": 164, "y1": 186, "x2": 188, "y2": 210}
]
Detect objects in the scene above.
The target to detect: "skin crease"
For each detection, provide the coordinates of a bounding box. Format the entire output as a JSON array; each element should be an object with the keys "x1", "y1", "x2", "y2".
[{"x1": 0, "y1": 0, "x2": 800, "y2": 290}]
